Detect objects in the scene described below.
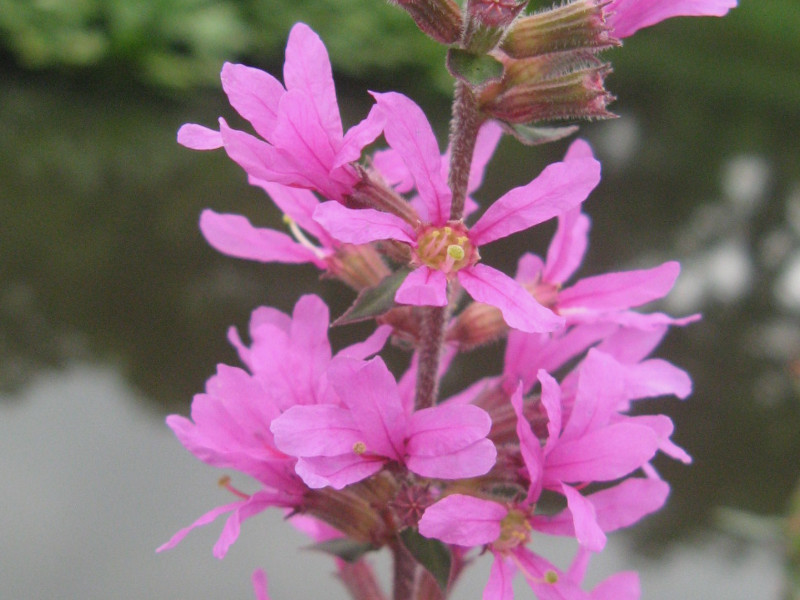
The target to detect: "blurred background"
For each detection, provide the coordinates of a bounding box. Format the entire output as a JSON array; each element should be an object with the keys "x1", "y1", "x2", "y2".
[{"x1": 1, "y1": 0, "x2": 799, "y2": 598}]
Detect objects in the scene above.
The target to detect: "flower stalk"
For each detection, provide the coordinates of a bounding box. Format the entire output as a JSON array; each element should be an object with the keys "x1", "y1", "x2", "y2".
[{"x1": 160, "y1": 4, "x2": 738, "y2": 598}]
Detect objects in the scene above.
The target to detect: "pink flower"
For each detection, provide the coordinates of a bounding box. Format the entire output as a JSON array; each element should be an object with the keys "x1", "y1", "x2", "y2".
[
  {"x1": 198, "y1": 183, "x2": 337, "y2": 269},
  {"x1": 510, "y1": 369, "x2": 660, "y2": 551},
  {"x1": 177, "y1": 23, "x2": 384, "y2": 201},
  {"x1": 157, "y1": 490, "x2": 293, "y2": 559},
  {"x1": 607, "y1": 0, "x2": 737, "y2": 39},
  {"x1": 226, "y1": 294, "x2": 391, "y2": 412},
  {"x1": 314, "y1": 92, "x2": 602, "y2": 333},
  {"x1": 502, "y1": 321, "x2": 694, "y2": 403},
  {"x1": 270, "y1": 355, "x2": 497, "y2": 489},
  {"x1": 513, "y1": 140, "x2": 690, "y2": 329},
  {"x1": 418, "y1": 493, "x2": 645, "y2": 600},
  {"x1": 157, "y1": 295, "x2": 391, "y2": 556}
]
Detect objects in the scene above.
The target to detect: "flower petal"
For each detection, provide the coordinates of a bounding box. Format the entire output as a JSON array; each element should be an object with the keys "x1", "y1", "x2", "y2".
[
  {"x1": 590, "y1": 571, "x2": 640, "y2": 600},
  {"x1": 156, "y1": 500, "x2": 244, "y2": 553},
  {"x1": 272, "y1": 90, "x2": 341, "y2": 190},
  {"x1": 219, "y1": 118, "x2": 318, "y2": 190},
  {"x1": 396, "y1": 266, "x2": 449, "y2": 306},
  {"x1": 516, "y1": 549, "x2": 590, "y2": 600},
  {"x1": 327, "y1": 357, "x2": 408, "y2": 460},
  {"x1": 418, "y1": 494, "x2": 506, "y2": 546},
  {"x1": 559, "y1": 261, "x2": 681, "y2": 312},
  {"x1": 539, "y1": 370, "x2": 564, "y2": 456},
  {"x1": 620, "y1": 358, "x2": 693, "y2": 400},
  {"x1": 561, "y1": 483, "x2": 606, "y2": 551},
  {"x1": 510, "y1": 383, "x2": 545, "y2": 504},
  {"x1": 178, "y1": 123, "x2": 223, "y2": 150},
  {"x1": 372, "y1": 92, "x2": 452, "y2": 224},
  {"x1": 544, "y1": 208, "x2": 591, "y2": 285},
  {"x1": 467, "y1": 120, "x2": 504, "y2": 194},
  {"x1": 407, "y1": 438, "x2": 497, "y2": 479},
  {"x1": 533, "y1": 478, "x2": 669, "y2": 537},
  {"x1": 294, "y1": 454, "x2": 384, "y2": 490},
  {"x1": 335, "y1": 103, "x2": 385, "y2": 167},
  {"x1": 406, "y1": 404, "x2": 497, "y2": 478},
  {"x1": 545, "y1": 423, "x2": 659, "y2": 483},
  {"x1": 220, "y1": 62, "x2": 284, "y2": 141},
  {"x1": 213, "y1": 491, "x2": 281, "y2": 558},
  {"x1": 335, "y1": 325, "x2": 393, "y2": 360},
  {"x1": 199, "y1": 209, "x2": 324, "y2": 266},
  {"x1": 270, "y1": 404, "x2": 362, "y2": 457},
  {"x1": 458, "y1": 264, "x2": 564, "y2": 333},
  {"x1": 283, "y1": 23, "x2": 343, "y2": 141},
  {"x1": 252, "y1": 569, "x2": 270, "y2": 600},
  {"x1": 484, "y1": 555, "x2": 516, "y2": 600},
  {"x1": 607, "y1": 0, "x2": 737, "y2": 39},
  {"x1": 250, "y1": 180, "x2": 334, "y2": 247},
  {"x1": 313, "y1": 201, "x2": 415, "y2": 244},
  {"x1": 630, "y1": 415, "x2": 692, "y2": 464},
  {"x1": 469, "y1": 155, "x2": 600, "y2": 246}
]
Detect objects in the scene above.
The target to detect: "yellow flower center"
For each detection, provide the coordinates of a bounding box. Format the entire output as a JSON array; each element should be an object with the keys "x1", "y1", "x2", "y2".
[
  {"x1": 493, "y1": 508, "x2": 531, "y2": 551},
  {"x1": 415, "y1": 222, "x2": 478, "y2": 273}
]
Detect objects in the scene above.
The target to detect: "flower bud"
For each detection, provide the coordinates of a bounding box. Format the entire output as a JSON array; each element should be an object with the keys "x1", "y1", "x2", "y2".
[
  {"x1": 463, "y1": 0, "x2": 529, "y2": 54},
  {"x1": 349, "y1": 167, "x2": 420, "y2": 226},
  {"x1": 447, "y1": 299, "x2": 508, "y2": 349},
  {"x1": 479, "y1": 52, "x2": 615, "y2": 124},
  {"x1": 304, "y1": 476, "x2": 398, "y2": 544},
  {"x1": 501, "y1": 0, "x2": 618, "y2": 59},
  {"x1": 388, "y1": 0, "x2": 463, "y2": 45},
  {"x1": 327, "y1": 243, "x2": 392, "y2": 291}
]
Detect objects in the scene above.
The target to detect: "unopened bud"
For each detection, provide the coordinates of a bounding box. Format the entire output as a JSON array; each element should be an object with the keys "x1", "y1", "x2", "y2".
[
  {"x1": 502, "y1": 0, "x2": 618, "y2": 59},
  {"x1": 447, "y1": 300, "x2": 508, "y2": 349},
  {"x1": 388, "y1": 0, "x2": 463, "y2": 44},
  {"x1": 463, "y1": 0, "x2": 528, "y2": 53},
  {"x1": 350, "y1": 167, "x2": 420, "y2": 226},
  {"x1": 479, "y1": 52, "x2": 615, "y2": 124},
  {"x1": 327, "y1": 243, "x2": 392, "y2": 291}
]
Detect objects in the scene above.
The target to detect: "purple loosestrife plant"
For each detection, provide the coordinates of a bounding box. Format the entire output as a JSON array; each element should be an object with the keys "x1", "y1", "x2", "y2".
[{"x1": 161, "y1": 2, "x2": 737, "y2": 598}]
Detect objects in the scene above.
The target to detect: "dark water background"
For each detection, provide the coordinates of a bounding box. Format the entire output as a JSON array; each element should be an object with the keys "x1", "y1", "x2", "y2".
[{"x1": 1, "y1": 2, "x2": 799, "y2": 598}]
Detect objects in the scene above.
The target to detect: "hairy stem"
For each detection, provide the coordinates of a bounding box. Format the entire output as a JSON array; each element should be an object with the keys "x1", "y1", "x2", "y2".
[
  {"x1": 414, "y1": 81, "x2": 483, "y2": 410},
  {"x1": 415, "y1": 305, "x2": 448, "y2": 410},
  {"x1": 448, "y1": 81, "x2": 483, "y2": 221}
]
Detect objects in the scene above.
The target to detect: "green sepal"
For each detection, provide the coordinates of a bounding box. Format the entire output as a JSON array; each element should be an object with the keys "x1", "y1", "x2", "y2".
[
  {"x1": 399, "y1": 528, "x2": 452, "y2": 592},
  {"x1": 504, "y1": 123, "x2": 580, "y2": 146},
  {"x1": 333, "y1": 268, "x2": 411, "y2": 326},
  {"x1": 307, "y1": 539, "x2": 377, "y2": 563},
  {"x1": 446, "y1": 48, "x2": 503, "y2": 88}
]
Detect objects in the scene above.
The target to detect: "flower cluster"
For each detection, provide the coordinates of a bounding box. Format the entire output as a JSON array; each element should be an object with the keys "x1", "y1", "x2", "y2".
[{"x1": 161, "y1": 2, "x2": 735, "y2": 599}]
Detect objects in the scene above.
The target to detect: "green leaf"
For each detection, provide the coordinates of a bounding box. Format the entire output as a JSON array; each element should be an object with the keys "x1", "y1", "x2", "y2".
[
  {"x1": 307, "y1": 539, "x2": 377, "y2": 563},
  {"x1": 446, "y1": 48, "x2": 504, "y2": 88},
  {"x1": 504, "y1": 123, "x2": 580, "y2": 146},
  {"x1": 399, "y1": 528, "x2": 452, "y2": 592},
  {"x1": 333, "y1": 268, "x2": 410, "y2": 326}
]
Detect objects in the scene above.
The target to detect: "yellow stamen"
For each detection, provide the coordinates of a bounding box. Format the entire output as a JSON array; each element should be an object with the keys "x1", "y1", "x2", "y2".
[{"x1": 447, "y1": 244, "x2": 466, "y2": 261}]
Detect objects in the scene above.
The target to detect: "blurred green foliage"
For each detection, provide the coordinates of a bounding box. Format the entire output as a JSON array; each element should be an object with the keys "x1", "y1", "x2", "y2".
[
  {"x1": 0, "y1": 0, "x2": 448, "y2": 90},
  {"x1": 2, "y1": 0, "x2": 796, "y2": 110}
]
